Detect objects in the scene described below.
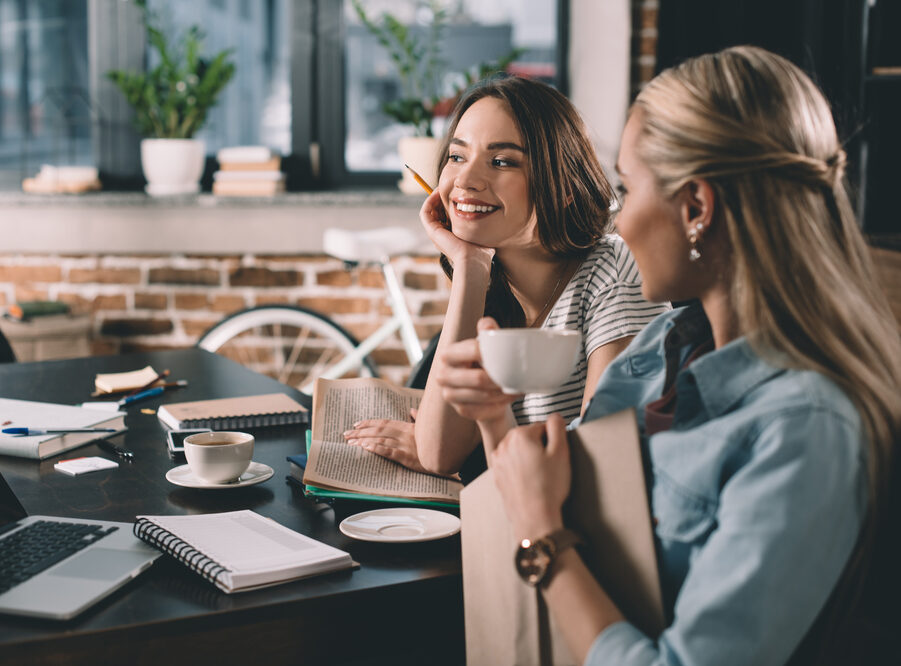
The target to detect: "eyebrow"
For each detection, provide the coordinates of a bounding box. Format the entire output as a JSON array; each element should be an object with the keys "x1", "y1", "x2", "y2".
[
  {"x1": 614, "y1": 163, "x2": 623, "y2": 175},
  {"x1": 450, "y1": 138, "x2": 526, "y2": 153}
]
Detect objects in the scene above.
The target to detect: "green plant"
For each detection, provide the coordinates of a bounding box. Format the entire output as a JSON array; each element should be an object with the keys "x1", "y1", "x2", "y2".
[
  {"x1": 107, "y1": 2, "x2": 235, "y2": 139},
  {"x1": 352, "y1": 0, "x2": 522, "y2": 137}
]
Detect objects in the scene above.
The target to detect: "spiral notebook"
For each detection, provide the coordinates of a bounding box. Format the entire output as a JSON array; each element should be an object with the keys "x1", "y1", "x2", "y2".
[
  {"x1": 157, "y1": 393, "x2": 308, "y2": 430},
  {"x1": 133, "y1": 510, "x2": 353, "y2": 593}
]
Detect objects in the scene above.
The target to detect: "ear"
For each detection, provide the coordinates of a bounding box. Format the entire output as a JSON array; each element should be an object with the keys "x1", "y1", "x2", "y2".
[{"x1": 678, "y1": 179, "x2": 715, "y2": 239}]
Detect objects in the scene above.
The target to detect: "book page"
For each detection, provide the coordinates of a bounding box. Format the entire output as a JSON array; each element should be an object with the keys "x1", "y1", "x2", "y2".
[{"x1": 304, "y1": 378, "x2": 462, "y2": 503}]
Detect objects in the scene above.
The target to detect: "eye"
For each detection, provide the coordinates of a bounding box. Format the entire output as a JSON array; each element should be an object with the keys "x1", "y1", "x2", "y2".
[
  {"x1": 447, "y1": 153, "x2": 464, "y2": 163},
  {"x1": 492, "y1": 157, "x2": 519, "y2": 168}
]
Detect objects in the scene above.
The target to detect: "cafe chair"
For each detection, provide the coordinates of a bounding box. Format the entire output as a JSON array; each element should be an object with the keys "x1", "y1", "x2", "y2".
[{"x1": 0, "y1": 330, "x2": 15, "y2": 363}]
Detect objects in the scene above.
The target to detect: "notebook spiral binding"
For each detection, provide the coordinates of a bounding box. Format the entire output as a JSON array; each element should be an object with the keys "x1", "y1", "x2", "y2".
[{"x1": 133, "y1": 518, "x2": 228, "y2": 587}]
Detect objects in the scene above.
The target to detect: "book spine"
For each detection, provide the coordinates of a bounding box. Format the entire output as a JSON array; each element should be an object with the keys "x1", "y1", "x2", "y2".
[
  {"x1": 178, "y1": 412, "x2": 308, "y2": 430},
  {"x1": 133, "y1": 517, "x2": 229, "y2": 589}
]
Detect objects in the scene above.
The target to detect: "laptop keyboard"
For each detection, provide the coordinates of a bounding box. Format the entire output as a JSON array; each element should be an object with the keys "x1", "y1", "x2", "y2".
[{"x1": 0, "y1": 520, "x2": 118, "y2": 594}]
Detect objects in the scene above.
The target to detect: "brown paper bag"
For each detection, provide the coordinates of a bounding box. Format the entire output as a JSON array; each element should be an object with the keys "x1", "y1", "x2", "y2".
[{"x1": 460, "y1": 408, "x2": 665, "y2": 665}]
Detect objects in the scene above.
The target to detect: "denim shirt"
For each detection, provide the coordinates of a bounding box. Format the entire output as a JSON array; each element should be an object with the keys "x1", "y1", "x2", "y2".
[{"x1": 580, "y1": 307, "x2": 867, "y2": 666}]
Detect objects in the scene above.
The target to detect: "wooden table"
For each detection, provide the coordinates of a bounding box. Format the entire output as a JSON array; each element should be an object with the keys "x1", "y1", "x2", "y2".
[{"x1": 0, "y1": 349, "x2": 463, "y2": 666}]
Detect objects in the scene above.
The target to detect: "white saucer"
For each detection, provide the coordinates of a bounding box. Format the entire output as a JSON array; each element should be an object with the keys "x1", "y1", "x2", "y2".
[
  {"x1": 165, "y1": 461, "x2": 274, "y2": 489},
  {"x1": 339, "y1": 508, "x2": 461, "y2": 543}
]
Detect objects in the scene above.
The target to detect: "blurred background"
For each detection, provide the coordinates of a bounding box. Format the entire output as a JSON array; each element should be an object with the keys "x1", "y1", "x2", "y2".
[{"x1": 0, "y1": 0, "x2": 895, "y2": 233}]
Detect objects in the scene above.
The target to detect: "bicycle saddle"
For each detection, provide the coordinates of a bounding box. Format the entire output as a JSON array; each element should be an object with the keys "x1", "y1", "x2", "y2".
[{"x1": 323, "y1": 227, "x2": 425, "y2": 263}]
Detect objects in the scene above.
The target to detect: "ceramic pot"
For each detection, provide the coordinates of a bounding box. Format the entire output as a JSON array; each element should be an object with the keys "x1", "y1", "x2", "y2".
[
  {"x1": 140, "y1": 138, "x2": 206, "y2": 196},
  {"x1": 397, "y1": 136, "x2": 441, "y2": 195}
]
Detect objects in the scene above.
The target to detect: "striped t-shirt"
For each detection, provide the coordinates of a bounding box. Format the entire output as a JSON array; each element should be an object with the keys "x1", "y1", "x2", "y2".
[{"x1": 511, "y1": 235, "x2": 670, "y2": 425}]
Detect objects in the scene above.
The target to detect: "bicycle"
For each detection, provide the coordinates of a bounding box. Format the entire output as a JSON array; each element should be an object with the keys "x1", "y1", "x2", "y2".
[{"x1": 197, "y1": 227, "x2": 430, "y2": 396}]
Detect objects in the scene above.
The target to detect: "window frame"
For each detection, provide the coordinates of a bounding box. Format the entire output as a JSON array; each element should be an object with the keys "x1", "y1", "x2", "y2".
[{"x1": 89, "y1": 0, "x2": 570, "y2": 191}]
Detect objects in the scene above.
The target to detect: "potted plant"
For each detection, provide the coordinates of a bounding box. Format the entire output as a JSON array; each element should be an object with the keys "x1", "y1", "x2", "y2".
[
  {"x1": 107, "y1": 1, "x2": 235, "y2": 196},
  {"x1": 351, "y1": 0, "x2": 521, "y2": 193}
]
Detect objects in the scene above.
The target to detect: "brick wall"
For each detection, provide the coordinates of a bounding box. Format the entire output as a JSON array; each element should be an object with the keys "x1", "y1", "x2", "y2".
[
  {"x1": 631, "y1": 0, "x2": 659, "y2": 97},
  {"x1": 0, "y1": 253, "x2": 449, "y2": 385}
]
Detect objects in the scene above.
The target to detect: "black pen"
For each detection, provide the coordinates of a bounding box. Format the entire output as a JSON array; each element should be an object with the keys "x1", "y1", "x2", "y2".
[{"x1": 98, "y1": 439, "x2": 134, "y2": 461}]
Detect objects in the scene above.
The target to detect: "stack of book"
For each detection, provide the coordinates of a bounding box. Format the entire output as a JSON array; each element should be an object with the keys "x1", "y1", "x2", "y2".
[
  {"x1": 22, "y1": 165, "x2": 101, "y2": 194},
  {"x1": 213, "y1": 146, "x2": 285, "y2": 197}
]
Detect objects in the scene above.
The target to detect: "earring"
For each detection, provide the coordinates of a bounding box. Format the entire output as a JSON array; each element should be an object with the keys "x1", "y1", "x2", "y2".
[{"x1": 688, "y1": 222, "x2": 704, "y2": 262}]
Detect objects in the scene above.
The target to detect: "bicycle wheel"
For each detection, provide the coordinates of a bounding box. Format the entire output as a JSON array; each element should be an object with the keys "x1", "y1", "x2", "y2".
[{"x1": 197, "y1": 305, "x2": 379, "y2": 394}]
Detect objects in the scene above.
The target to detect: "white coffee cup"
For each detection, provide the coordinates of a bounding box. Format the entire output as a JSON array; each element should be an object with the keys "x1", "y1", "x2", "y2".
[
  {"x1": 477, "y1": 328, "x2": 581, "y2": 395},
  {"x1": 183, "y1": 431, "x2": 254, "y2": 484}
]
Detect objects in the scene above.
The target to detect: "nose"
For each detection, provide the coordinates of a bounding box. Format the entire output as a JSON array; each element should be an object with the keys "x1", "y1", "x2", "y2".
[{"x1": 454, "y1": 159, "x2": 487, "y2": 191}]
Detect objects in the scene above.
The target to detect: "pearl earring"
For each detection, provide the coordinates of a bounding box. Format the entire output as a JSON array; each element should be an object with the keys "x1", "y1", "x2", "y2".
[{"x1": 688, "y1": 222, "x2": 704, "y2": 262}]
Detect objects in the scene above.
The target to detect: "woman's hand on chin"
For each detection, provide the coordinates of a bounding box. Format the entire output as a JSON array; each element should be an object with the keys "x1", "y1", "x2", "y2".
[{"x1": 420, "y1": 189, "x2": 494, "y2": 272}]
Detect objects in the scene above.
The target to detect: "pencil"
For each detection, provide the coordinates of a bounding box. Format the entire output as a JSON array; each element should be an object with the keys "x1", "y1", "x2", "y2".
[{"x1": 404, "y1": 164, "x2": 433, "y2": 195}]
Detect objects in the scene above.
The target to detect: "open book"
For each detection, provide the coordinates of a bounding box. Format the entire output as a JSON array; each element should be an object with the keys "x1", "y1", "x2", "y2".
[
  {"x1": 301, "y1": 378, "x2": 462, "y2": 506},
  {"x1": 133, "y1": 510, "x2": 353, "y2": 593}
]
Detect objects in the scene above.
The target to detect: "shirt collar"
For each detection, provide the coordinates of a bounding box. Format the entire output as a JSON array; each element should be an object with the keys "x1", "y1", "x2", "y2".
[{"x1": 665, "y1": 303, "x2": 786, "y2": 419}]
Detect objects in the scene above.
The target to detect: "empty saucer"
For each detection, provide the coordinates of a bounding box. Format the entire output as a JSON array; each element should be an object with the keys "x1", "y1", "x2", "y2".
[
  {"x1": 165, "y1": 461, "x2": 274, "y2": 489},
  {"x1": 339, "y1": 507, "x2": 460, "y2": 543}
]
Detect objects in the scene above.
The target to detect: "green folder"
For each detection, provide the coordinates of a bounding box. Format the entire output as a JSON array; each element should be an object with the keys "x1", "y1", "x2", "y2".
[{"x1": 299, "y1": 430, "x2": 458, "y2": 509}]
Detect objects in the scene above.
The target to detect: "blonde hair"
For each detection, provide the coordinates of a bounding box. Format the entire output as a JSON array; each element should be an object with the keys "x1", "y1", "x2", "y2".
[{"x1": 634, "y1": 45, "x2": 901, "y2": 653}]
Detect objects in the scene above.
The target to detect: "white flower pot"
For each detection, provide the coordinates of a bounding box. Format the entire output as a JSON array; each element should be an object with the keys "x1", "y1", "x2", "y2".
[
  {"x1": 140, "y1": 138, "x2": 206, "y2": 196},
  {"x1": 397, "y1": 136, "x2": 442, "y2": 195}
]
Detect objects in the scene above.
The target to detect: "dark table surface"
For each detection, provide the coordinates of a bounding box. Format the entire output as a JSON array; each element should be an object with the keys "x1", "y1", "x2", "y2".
[{"x1": 0, "y1": 349, "x2": 463, "y2": 666}]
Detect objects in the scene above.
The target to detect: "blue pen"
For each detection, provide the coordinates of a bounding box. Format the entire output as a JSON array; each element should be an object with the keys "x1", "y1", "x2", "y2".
[
  {"x1": 118, "y1": 385, "x2": 165, "y2": 407},
  {"x1": 2, "y1": 427, "x2": 118, "y2": 436}
]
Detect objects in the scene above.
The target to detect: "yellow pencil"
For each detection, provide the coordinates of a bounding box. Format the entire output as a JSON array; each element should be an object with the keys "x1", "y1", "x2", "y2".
[{"x1": 404, "y1": 163, "x2": 433, "y2": 194}]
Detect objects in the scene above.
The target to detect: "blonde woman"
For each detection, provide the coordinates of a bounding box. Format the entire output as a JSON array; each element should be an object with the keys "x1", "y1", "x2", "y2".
[{"x1": 436, "y1": 46, "x2": 901, "y2": 664}]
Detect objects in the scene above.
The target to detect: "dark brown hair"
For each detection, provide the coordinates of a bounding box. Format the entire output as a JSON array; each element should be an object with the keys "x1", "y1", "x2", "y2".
[{"x1": 437, "y1": 75, "x2": 615, "y2": 327}]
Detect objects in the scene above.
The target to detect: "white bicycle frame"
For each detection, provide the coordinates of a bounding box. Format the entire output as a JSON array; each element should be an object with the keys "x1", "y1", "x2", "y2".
[{"x1": 300, "y1": 258, "x2": 423, "y2": 394}]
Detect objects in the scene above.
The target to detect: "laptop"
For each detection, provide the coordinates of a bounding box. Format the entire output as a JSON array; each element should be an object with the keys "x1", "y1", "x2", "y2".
[{"x1": 0, "y1": 468, "x2": 160, "y2": 620}]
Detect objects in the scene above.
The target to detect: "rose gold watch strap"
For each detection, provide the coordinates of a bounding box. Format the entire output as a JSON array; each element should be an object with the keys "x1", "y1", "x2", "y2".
[{"x1": 541, "y1": 528, "x2": 583, "y2": 587}]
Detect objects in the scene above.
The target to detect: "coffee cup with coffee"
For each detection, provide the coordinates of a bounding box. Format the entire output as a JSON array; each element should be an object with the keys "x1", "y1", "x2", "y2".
[
  {"x1": 183, "y1": 431, "x2": 254, "y2": 484},
  {"x1": 477, "y1": 328, "x2": 580, "y2": 395}
]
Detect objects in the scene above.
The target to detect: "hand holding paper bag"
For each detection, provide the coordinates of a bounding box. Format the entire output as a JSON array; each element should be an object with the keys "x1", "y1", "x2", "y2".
[
  {"x1": 461, "y1": 409, "x2": 664, "y2": 666},
  {"x1": 490, "y1": 414, "x2": 571, "y2": 541}
]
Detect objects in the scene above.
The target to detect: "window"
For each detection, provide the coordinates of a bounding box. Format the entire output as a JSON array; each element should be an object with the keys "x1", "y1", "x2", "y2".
[
  {"x1": 145, "y1": 0, "x2": 292, "y2": 157},
  {"x1": 340, "y1": 0, "x2": 563, "y2": 179},
  {"x1": 0, "y1": 0, "x2": 91, "y2": 189},
  {"x1": 0, "y1": 0, "x2": 568, "y2": 191}
]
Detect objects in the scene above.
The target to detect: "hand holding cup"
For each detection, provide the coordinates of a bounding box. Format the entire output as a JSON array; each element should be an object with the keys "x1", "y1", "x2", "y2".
[{"x1": 477, "y1": 328, "x2": 580, "y2": 395}]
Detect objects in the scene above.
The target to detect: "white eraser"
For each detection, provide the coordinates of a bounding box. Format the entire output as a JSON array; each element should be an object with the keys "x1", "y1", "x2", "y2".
[{"x1": 54, "y1": 456, "x2": 119, "y2": 476}]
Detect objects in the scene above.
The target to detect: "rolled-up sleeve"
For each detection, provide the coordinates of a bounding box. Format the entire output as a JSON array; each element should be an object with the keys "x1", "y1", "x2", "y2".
[{"x1": 584, "y1": 406, "x2": 867, "y2": 666}]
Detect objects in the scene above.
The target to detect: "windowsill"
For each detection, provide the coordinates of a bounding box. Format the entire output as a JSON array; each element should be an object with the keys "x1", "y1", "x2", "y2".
[{"x1": 0, "y1": 189, "x2": 432, "y2": 255}]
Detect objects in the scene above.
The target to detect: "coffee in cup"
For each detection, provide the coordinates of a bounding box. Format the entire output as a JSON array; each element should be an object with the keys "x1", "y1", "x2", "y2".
[
  {"x1": 183, "y1": 431, "x2": 254, "y2": 484},
  {"x1": 477, "y1": 328, "x2": 580, "y2": 394}
]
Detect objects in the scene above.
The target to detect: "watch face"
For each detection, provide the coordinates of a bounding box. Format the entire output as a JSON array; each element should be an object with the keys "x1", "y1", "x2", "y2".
[{"x1": 515, "y1": 540, "x2": 553, "y2": 586}]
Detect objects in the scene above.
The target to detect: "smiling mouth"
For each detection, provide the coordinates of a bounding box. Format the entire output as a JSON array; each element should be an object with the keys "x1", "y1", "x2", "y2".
[{"x1": 454, "y1": 202, "x2": 500, "y2": 214}]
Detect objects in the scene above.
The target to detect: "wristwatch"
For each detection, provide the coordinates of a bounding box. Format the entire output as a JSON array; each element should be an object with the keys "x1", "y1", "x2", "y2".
[{"x1": 515, "y1": 528, "x2": 583, "y2": 588}]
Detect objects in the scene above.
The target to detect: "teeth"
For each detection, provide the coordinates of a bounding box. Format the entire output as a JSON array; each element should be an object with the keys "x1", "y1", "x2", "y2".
[{"x1": 455, "y1": 202, "x2": 498, "y2": 213}]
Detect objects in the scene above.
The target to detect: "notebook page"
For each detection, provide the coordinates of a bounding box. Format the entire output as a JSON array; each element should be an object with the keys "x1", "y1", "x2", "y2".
[{"x1": 140, "y1": 510, "x2": 347, "y2": 573}]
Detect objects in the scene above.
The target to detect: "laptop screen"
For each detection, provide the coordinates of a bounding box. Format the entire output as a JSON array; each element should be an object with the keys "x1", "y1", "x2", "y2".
[{"x1": 0, "y1": 469, "x2": 27, "y2": 528}]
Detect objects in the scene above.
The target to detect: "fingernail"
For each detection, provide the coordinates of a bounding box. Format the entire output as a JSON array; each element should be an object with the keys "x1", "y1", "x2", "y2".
[
  {"x1": 346, "y1": 439, "x2": 358, "y2": 446},
  {"x1": 352, "y1": 421, "x2": 362, "y2": 428}
]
